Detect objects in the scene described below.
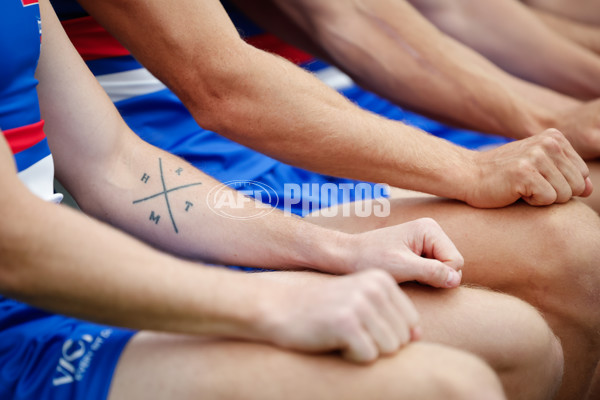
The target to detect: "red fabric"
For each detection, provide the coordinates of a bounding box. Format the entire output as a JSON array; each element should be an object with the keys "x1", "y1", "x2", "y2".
[
  {"x1": 3, "y1": 120, "x2": 45, "y2": 154},
  {"x1": 246, "y1": 33, "x2": 313, "y2": 65},
  {"x1": 61, "y1": 16, "x2": 130, "y2": 61}
]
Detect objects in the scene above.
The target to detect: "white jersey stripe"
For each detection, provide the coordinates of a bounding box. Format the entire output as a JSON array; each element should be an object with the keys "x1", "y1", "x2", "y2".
[
  {"x1": 18, "y1": 154, "x2": 63, "y2": 203},
  {"x1": 95, "y1": 65, "x2": 353, "y2": 103},
  {"x1": 95, "y1": 68, "x2": 167, "y2": 103}
]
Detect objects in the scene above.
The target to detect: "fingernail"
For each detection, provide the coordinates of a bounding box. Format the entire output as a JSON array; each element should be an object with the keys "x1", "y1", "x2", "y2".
[
  {"x1": 445, "y1": 270, "x2": 460, "y2": 287},
  {"x1": 411, "y1": 326, "x2": 423, "y2": 341}
]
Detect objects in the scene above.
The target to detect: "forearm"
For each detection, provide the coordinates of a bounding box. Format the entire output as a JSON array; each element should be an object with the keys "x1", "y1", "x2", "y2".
[
  {"x1": 521, "y1": 0, "x2": 600, "y2": 26},
  {"x1": 287, "y1": 0, "x2": 561, "y2": 138},
  {"x1": 73, "y1": 0, "x2": 481, "y2": 200},
  {"x1": 62, "y1": 132, "x2": 359, "y2": 271},
  {"x1": 531, "y1": 7, "x2": 600, "y2": 55},
  {"x1": 232, "y1": 0, "x2": 574, "y2": 139},
  {"x1": 0, "y1": 159, "x2": 278, "y2": 340},
  {"x1": 414, "y1": 0, "x2": 600, "y2": 99}
]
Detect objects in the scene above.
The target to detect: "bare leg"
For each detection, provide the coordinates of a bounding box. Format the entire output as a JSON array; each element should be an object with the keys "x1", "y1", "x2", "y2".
[
  {"x1": 307, "y1": 197, "x2": 600, "y2": 399},
  {"x1": 108, "y1": 279, "x2": 560, "y2": 400},
  {"x1": 108, "y1": 336, "x2": 503, "y2": 400}
]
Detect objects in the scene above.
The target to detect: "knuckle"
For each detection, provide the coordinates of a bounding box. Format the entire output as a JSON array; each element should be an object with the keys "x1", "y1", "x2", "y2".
[
  {"x1": 540, "y1": 136, "x2": 562, "y2": 154},
  {"x1": 416, "y1": 217, "x2": 440, "y2": 230},
  {"x1": 556, "y1": 187, "x2": 573, "y2": 203},
  {"x1": 335, "y1": 308, "x2": 361, "y2": 332},
  {"x1": 544, "y1": 128, "x2": 564, "y2": 140},
  {"x1": 515, "y1": 158, "x2": 534, "y2": 177},
  {"x1": 424, "y1": 263, "x2": 445, "y2": 283},
  {"x1": 364, "y1": 268, "x2": 394, "y2": 285},
  {"x1": 572, "y1": 179, "x2": 586, "y2": 196},
  {"x1": 529, "y1": 147, "x2": 548, "y2": 164}
]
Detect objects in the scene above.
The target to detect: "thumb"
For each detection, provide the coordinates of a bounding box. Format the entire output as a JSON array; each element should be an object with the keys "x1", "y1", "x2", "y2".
[{"x1": 402, "y1": 256, "x2": 462, "y2": 288}]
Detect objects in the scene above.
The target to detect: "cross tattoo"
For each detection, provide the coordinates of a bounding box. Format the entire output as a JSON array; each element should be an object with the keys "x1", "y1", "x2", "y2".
[{"x1": 132, "y1": 158, "x2": 202, "y2": 234}]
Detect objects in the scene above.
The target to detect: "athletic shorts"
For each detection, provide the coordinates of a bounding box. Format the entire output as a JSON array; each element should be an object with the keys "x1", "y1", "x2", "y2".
[{"x1": 0, "y1": 296, "x2": 134, "y2": 400}]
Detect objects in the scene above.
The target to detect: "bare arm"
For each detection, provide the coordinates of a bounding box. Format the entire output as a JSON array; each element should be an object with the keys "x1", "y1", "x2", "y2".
[
  {"x1": 71, "y1": 0, "x2": 593, "y2": 205},
  {"x1": 73, "y1": 0, "x2": 481, "y2": 195},
  {"x1": 37, "y1": 0, "x2": 470, "y2": 287},
  {"x1": 231, "y1": 0, "x2": 570, "y2": 137},
  {"x1": 409, "y1": 0, "x2": 600, "y2": 100},
  {"x1": 521, "y1": 0, "x2": 600, "y2": 26},
  {"x1": 530, "y1": 7, "x2": 600, "y2": 56},
  {"x1": 0, "y1": 136, "x2": 424, "y2": 363},
  {"x1": 0, "y1": 0, "x2": 439, "y2": 363}
]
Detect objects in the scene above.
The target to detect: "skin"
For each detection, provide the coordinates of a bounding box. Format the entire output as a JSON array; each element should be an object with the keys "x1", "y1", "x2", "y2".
[
  {"x1": 227, "y1": 0, "x2": 600, "y2": 211},
  {"x1": 0, "y1": 2, "x2": 564, "y2": 399},
  {"x1": 308, "y1": 193, "x2": 600, "y2": 400},
  {"x1": 529, "y1": 7, "x2": 600, "y2": 56},
  {"x1": 71, "y1": 0, "x2": 593, "y2": 208},
  {"x1": 42, "y1": 0, "x2": 600, "y2": 395},
  {"x1": 521, "y1": 0, "x2": 600, "y2": 26},
  {"x1": 407, "y1": 0, "x2": 600, "y2": 99}
]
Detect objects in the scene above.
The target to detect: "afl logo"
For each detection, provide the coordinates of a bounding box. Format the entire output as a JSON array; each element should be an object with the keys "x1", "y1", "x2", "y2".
[
  {"x1": 21, "y1": 0, "x2": 39, "y2": 6},
  {"x1": 206, "y1": 180, "x2": 279, "y2": 220}
]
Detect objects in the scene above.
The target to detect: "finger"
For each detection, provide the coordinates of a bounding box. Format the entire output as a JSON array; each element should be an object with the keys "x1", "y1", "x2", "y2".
[
  {"x1": 385, "y1": 282, "x2": 421, "y2": 336},
  {"x1": 519, "y1": 170, "x2": 558, "y2": 206},
  {"x1": 363, "y1": 271, "x2": 414, "y2": 347},
  {"x1": 541, "y1": 133, "x2": 588, "y2": 198},
  {"x1": 537, "y1": 158, "x2": 573, "y2": 203},
  {"x1": 553, "y1": 155, "x2": 587, "y2": 198},
  {"x1": 402, "y1": 255, "x2": 462, "y2": 288},
  {"x1": 341, "y1": 326, "x2": 379, "y2": 364},
  {"x1": 416, "y1": 218, "x2": 464, "y2": 270},
  {"x1": 547, "y1": 129, "x2": 590, "y2": 179},
  {"x1": 358, "y1": 300, "x2": 403, "y2": 355},
  {"x1": 581, "y1": 177, "x2": 594, "y2": 198},
  {"x1": 370, "y1": 282, "x2": 414, "y2": 348},
  {"x1": 411, "y1": 325, "x2": 423, "y2": 341}
]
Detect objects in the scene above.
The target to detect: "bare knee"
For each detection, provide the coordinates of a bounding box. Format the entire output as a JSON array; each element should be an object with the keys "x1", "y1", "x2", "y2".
[
  {"x1": 432, "y1": 351, "x2": 506, "y2": 400},
  {"x1": 526, "y1": 200, "x2": 600, "y2": 327},
  {"x1": 383, "y1": 343, "x2": 506, "y2": 400},
  {"x1": 409, "y1": 286, "x2": 563, "y2": 399},
  {"x1": 476, "y1": 294, "x2": 564, "y2": 398}
]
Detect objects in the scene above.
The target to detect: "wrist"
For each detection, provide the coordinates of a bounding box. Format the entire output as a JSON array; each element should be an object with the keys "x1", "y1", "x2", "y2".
[
  {"x1": 432, "y1": 146, "x2": 481, "y2": 204},
  {"x1": 291, "y1": 224, "x2": 357, "y2": 275},
  {"x1": 519, "y1": 105, "x2": 559, "y2": 138}
]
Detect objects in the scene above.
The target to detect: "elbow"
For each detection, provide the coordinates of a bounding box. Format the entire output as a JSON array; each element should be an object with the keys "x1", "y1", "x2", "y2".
[
  {"x1": 0, "y1": 195, "x2": 42, "y2": 298},
  {"x1": 0, "y1": 225, "x2": 27, "y2": 298},
  {"x1": 169, "y1": 41, "x2": 264, "y2": 136}
]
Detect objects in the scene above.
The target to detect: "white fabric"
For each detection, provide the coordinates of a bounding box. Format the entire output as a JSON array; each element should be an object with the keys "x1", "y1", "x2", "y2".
[
  {"x1": 96, "y1": 68, "x2": 167, "y2": 103},
  {"x1": 18, "y1": 154, "x2": 63, "y2": 203}
]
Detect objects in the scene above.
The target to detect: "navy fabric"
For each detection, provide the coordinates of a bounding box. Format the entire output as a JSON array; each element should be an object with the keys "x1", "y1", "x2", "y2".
[
  {"x1": 0, "y1": 297, "x2": 134, "y2": 400},
  {"x1": 0, "y1": 0, "x2": 42, "y2": 131}
]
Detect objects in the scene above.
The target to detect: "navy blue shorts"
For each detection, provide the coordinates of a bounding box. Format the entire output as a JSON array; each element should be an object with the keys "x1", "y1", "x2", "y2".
[{"x1": 0, "y1": 296, "x2": 134, "y2": 400}]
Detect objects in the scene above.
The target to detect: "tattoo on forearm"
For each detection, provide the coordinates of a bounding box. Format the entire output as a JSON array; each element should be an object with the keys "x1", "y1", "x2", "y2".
[{"x1": 132, "y1": 158, "x2": 202, "y2": 234}]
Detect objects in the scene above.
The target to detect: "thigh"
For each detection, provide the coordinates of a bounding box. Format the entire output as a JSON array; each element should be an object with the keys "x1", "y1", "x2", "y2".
[
  {"x1": 107, "y1": 333, "x2": 501, "y2": 400},
  {"x1": 106, "y1": 277, "x2": 555, "y2": 400},
  {"x1": 306, "y1": 193, "x2": 599, "y2": 298}
]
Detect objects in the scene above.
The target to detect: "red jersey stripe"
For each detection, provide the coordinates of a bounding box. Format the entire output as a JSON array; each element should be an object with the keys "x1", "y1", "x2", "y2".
[
  {"x1": 245, "y1": 33, "x2": 313, "y2": 65},
  {"x1": 3, "y1": 120, "x2": 46, "y2": 154},
  {"x1": 62, "y1": 16, "x2": 130, "y2": 61}
]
